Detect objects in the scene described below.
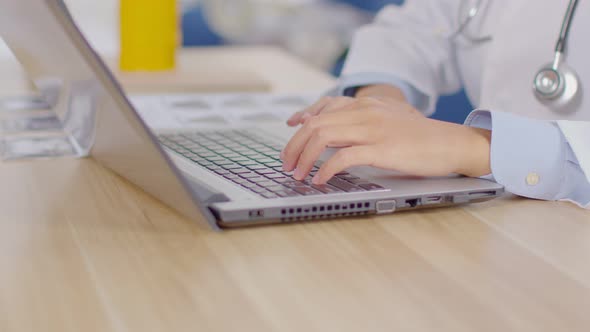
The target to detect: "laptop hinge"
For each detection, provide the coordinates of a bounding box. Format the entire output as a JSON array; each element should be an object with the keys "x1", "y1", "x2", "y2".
[{"x1": 186, "y1": 177, "x2": 231, "y2": 204}]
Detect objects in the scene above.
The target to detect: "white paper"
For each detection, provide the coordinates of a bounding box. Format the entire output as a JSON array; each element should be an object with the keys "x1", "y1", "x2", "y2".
[{"x1": 130, "y1": 92, "x2": 319, "y2": 130}]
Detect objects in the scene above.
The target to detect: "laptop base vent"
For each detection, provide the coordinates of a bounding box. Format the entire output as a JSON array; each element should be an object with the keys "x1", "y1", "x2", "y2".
[{"x1": 279, "y1": 201, "x2": 373, "y2": 222}]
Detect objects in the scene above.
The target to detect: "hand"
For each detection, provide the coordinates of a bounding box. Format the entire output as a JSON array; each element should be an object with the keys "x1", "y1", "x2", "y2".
[
  {"x1": 281, "y1": 98, "x2": 492, "y2": 184},
  {"x1": 287, "y1": 85, "x2": 421, "y2": 127}
]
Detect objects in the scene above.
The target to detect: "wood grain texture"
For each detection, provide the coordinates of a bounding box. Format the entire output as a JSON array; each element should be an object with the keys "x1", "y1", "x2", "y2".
[{"x1": 0, "y1": 48, "x2": 589, "y2": 332}]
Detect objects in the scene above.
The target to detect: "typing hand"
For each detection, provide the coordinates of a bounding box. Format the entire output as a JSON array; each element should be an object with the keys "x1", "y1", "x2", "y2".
[
  {"x1": 287, "y1": 86, "x2": 423, "y2": 127},
  {"x1": 281, "y1": 97, "x2": 491, "y2": 184}
]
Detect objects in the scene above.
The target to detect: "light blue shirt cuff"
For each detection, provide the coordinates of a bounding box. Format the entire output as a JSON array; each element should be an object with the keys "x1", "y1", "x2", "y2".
[
  {"x1": 324, "y1": 72, "x2": 430, "y2": 115},
  {"x1": 465, "y1": 110, "x2": 590, "y2": 206}
]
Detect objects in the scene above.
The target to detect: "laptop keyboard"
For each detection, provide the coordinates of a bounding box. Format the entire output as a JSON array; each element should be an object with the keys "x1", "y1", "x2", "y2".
[{"x1": 158, "y1": 130, "x2": 386, "y2": 199}]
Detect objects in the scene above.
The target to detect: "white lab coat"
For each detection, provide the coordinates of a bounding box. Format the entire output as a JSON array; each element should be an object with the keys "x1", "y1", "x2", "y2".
[{"x1": 341, "y1": 0, "x2": 590, "y2": 184}]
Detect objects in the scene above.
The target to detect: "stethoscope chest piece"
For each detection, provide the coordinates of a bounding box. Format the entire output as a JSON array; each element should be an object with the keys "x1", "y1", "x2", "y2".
[
  {"x1": 533, "y1": 61, "x2": 581, "y2": 113},
  {"x1": 531, "y1": 0, "x2": 581, "y2": 113}
]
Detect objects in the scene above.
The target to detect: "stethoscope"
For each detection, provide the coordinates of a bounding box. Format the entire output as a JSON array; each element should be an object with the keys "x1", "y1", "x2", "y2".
[{"x1": 452, "y1": 0, "x2": 581, "y2": 113}]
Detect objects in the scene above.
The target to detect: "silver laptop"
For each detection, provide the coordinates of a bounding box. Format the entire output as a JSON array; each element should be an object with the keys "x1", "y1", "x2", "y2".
[{"x1": 0, "y1": 0, "x2": 504, "y2": 230}]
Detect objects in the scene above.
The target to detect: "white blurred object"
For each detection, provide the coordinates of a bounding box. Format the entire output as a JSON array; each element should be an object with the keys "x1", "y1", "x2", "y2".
[
  {"x1": 0, "y1": 38, "x2": 10, "y2": 59},
  {"x1": 1, "y1": 0, "x2": 119, "y2": 60},
  {"x1": 63, "y1": 0, "x2": 119, "y2": 56},
  {"x1": 201, "y1": 0, "x2": 371, "y2": 69}
]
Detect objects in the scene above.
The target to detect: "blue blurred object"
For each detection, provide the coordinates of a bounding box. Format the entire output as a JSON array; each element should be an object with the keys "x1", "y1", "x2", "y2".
[
  {"x1": 338, "y1": 0, "x2": 403, "y2": 12},
  {"x1": 430, "y1": 90, "x2": 473, "y2": 124},
  {"x1": 181, "y1": 1, "x2": 473, "y2": 123},
  {"x1": 333, "y1": 0, "x2": 473, "y2": 123},
  {"x1": 182, "y1": 6, "x2": 223, "y2": 46}
]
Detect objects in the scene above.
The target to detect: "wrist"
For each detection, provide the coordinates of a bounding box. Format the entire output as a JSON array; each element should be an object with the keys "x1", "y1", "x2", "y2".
[
  {"x1": 356, "y1": 84, "x2": 407, "y2": 103},
  {"x1": 455, "y1": 127, "x2": 492, "y2": 177}
]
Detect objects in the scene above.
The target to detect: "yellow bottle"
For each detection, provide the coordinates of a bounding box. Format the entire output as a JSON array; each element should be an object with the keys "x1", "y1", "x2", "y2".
[{"x1": 119, "y1": 0, "x2": 178, "y2": 71}]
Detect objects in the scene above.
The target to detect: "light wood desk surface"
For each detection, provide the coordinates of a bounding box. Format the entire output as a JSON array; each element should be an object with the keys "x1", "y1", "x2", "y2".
[{"x1": 1, "y1": 47, "x2": 589, "y2": 332}]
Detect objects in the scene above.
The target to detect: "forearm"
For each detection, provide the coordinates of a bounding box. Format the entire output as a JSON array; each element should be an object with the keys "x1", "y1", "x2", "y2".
[{"x1": 359, "y1": 85, "x2": 491, "y2": 177}]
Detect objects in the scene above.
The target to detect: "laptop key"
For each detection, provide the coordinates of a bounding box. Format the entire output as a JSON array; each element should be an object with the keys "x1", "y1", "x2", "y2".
[
  {"x1": 221, "y1": 163, "x2": 242, "y2": 169},
  {"x1": 237, "y1": 160, "x2": 258, "y2": 166},
  {"x1": 283, "y1": 180, "x2": 305, "y2": 188},
  {"x1": 197, "y1": 151, "x2": 216, "y2": 158},
  {"x1": 205, "y1": 165, "x2": 223, "y2": 171},
  {"x1": 229, "y1": 156, "x2": 250, "y2": 162},
  {"x1": 272, "y1": 177, "x2": 291, "y2": 183},
  {"x1": 214, "y1": 169, "x2": 231, "y2": 176},
  {"x1": 257, "y1": 180, "x2": 279, "y2": 188},
  {"x1": 180, "y1": 151, "x2": 193, "y2": 157},
  {"x1": 346, "y1": 178, "x2": 376, "y2": 185},
  {"x1": 301, "y1": 178, "x2": 314, "y2": 186},
  {"x1": 255, "y1": 168, "x2": 275, "y2": 174},
  {"x1": 249, "y1": 186, "x2": 266, "y2": 193},
  {"x1": 337, "y1": 174, "x2": 360, "y2": 181},
  {"x1": 264, "y1": 173, "x2": 286, "y2": 179},
  {"x1": 239, "y1": 172, "x2": 260, "y2": 179},
  {"x1": 212, "y1": 159, "x2": 234, "y2": 165},
  {"x1": 230, "y1": 168, "x2": 252, "y2": 174},
  {"x1": 256, "y1": 158, "x2": 275, "y2": 164},
  {"x1": 207, "y1": 156, "x2": 226, "y2": 162},
  {"x1": 275, "y1": 189, "x2": 300, "y2": 197},
  {"x1": 239, "y1": 150, "x2": 258, "y2": 156},
  {"x1": 219, "y1": 153, "x2": 241, "y2": 158},
  {"x1": 197, "y1": 161, "x2": 214, "y2": 167},
  {"x1": 266, "y1": 185, "x2": 287, "y2": 192},
  {"x1": 312, "y1": 184, "x2": 344, "y2": 194},
  {"x1": 261, "y1": 192, "x2": 279, "y2": 199},
  {"x1": 247, "y1": 164, "x2": 267, "y2": 171},
  {"x1": 240, "y1": 182, "x2": 258, "y2": 189},
  {"x1": 246, "y1": 176, "x2": 265, "y2": 183},
  {"x1": 263, "y1": 162, "x2": 283, "y2": 168}
]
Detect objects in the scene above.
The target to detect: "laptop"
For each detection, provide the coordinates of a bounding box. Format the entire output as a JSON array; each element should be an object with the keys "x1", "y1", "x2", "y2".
[{"x1": 0, "y1": 0, "x2": 504, "y2": 230}]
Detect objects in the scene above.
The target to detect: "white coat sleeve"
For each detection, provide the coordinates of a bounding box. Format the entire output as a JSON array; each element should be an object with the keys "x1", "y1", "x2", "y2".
[{"x1": 339, "y1": 0, "x2": 462, "y2": 115}]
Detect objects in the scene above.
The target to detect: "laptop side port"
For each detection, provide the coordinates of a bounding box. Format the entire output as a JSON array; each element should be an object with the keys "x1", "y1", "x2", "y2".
[
  {"x1": 405, "y1": 198, "x2": 420, "y2": 208},
  {"x1": 423, "y1": 196, "x2": 443, "y2": 205},
  {"x1": 376, "y1": 200, "x2": 396, "y2": 214},
  {"x1": 469, "y1": 191, "x2": 497, "y2": 199},
  {"x1": 248, "y1": 210, "x2": 264, "y2": 218}
]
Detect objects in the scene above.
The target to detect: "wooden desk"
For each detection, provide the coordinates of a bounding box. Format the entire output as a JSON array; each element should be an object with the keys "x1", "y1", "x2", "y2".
[{"x1": 1, "y1": 47, "x2": 590, "y2": 332}]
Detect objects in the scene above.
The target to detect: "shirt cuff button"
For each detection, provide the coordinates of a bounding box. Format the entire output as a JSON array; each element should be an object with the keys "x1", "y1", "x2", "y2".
[{"x1": 526, "y1": 173, "x2": 540, "y2": 186}]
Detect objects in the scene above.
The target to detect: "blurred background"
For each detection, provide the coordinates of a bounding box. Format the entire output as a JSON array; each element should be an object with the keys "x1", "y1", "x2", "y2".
[{"x1": 0, "y1": 0, "x2": 472, "y2": 123}]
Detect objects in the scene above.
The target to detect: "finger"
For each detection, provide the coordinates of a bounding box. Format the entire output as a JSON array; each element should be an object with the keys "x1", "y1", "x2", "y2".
[
  {"x1": 335, "y1": 99, "x2": 377, "y2": 114},
  {"x1": 312, "y1": 146, "x2": 377, "y2": 184},
  {"x1": 316, "y1": 96, "x2": 356, "y2": 115},
  {"x1": 293, "y1": 125, "x2": 373, "y2": 180},
  {"x1": 282, "y1": 111, "x2": 368, "y2": 171},
  {"x1": 287, "y1": 111, "x2": 305, "y2": 127},
  {"x1": 287, "y1": 96, "x2": 332, "y2": 126}
]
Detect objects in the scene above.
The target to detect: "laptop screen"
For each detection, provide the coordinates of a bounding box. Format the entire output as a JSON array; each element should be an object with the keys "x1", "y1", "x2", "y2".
[{"x1": 0, "y1": 0, "x2": 218, "y2": 229}]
